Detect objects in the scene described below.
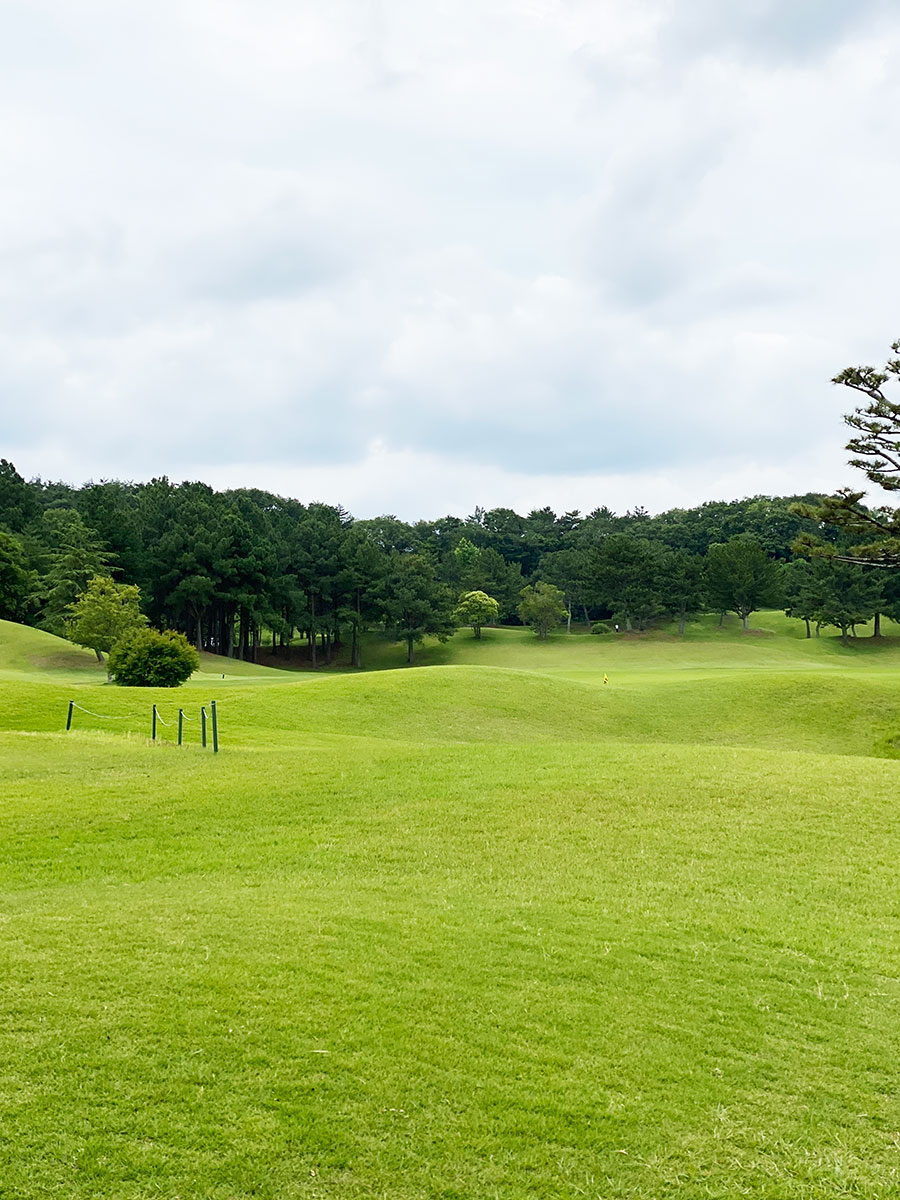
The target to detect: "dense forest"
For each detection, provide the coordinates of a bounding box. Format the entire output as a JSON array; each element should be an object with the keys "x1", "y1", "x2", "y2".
[{"x1": 0, "y1": 457, "x2": 893, "y2": 662}]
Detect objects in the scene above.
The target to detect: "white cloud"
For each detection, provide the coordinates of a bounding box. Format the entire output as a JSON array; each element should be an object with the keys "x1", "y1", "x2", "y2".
[{"x1": 1, "y1": 0, "x2": 899, "y2": 516}]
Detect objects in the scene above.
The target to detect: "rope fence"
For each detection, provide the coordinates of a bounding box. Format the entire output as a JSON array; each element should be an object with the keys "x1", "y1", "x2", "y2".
[
  {"x1": 66, "y1": 699, "x2": 219, "y2": 751},
  {"x1": 70, "y1": 703, "x2": 129, "y2": 720}
]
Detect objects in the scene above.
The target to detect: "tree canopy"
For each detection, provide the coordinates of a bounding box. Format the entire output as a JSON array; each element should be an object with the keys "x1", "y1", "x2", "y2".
[
  {"x1": 794, "y1": 338, "x2": 900, "y2": 566},
  {"x1": 518, "y1": 581, "x2": 567, "y2": 640},
  {"x1": 453, "y1": 590, "x2": 500, "y2": 639},
  {"x1": 705, "y1": 538, "x2": 782, "y2": 630},
  {"x1": 66, "y1": 576, "x2": 148, "y2": 665},
  {"x1": 0, "y1": 531, "x2": 32, "y2": 622},
  {"x1": 374, "y1": 553, "x2": 456, "y2": 663},
  {"x1": 0, "y1": 457, "x2": 834, "y2": 662}
]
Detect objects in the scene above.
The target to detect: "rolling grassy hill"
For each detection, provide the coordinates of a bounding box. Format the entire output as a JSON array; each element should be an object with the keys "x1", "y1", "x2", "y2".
[{"x1": 3, "y1": 616, "x2": 900, "y2": 1198}]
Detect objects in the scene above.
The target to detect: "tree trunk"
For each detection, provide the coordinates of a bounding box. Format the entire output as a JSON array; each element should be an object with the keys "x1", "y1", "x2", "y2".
[
  {"x1": 310, "y1": 595, "x2": 317, "y2": 668},
  {"x1": 240, "y1": 607, "x2": 251, "y2": 660},
  {"x1": 225, "y1": 612, "x2": 234, "y2": 659},
  {"x1": 842, "y1": 625, "x2": 849, "y2": 645},
  {"x1": 582, "y1": 605, "x2": 590, "y2": 627},
  {"x1": 718, "y1": 611, "x2": 725, "y2": 628},
  {"x1": 678, "y1": 616, "x2": 685, "y2": 636},
  {"x1": 804, "y1": 617, "x2": 811, "y2": 638},
  {"x1": 624, "y1": 614, "x2": 633, "y2": 632},
  {"x1": 407, "y1": 635, "x2": 414, "y2": 663},
  {"x1": 566, "y1": 606, "x2": 572, "y2": 634},
  {"x1": 815, "y1": 621, "x2": 821, "y2": 637},
  {"x1": 741, "y1": 612, "x2": 749, "y2": 631},
  {"x1": 474, "y1": 625, "x2": 481, "y2": 639},
  {"x1": 354, "y1": 589, "x2": 362, "y2": 668},
  {"x1": 874, "y1": 611, "x2": 882, "y2": 637},
  {"x1": 94, "y1": 648, "x2": 104, "y2": 663}
]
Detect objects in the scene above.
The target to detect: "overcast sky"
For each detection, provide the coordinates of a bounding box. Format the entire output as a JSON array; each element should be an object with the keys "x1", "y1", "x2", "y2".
[{"x1": 2, "y1": 0, "x2": 900, "y2": 519}]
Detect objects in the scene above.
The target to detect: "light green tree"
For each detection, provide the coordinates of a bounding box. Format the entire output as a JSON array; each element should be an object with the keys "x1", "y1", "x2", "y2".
[
  {"x1": 453, "y1": 590, "x2": 499, "y2": 639},
  {"x1": 66, "y1": 576, "x2": 147, "y2": 670},
  {"x1": 451, "y1": 536, "x2": 481, "y2": 590},
  {"x1": 518, "y1": 581, "x2": 567, "y2": 640}
]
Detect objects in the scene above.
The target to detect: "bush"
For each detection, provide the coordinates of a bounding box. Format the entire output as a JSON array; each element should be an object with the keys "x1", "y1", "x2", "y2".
[
  {"x1": 108, "y1": 628, "x2": 199, "y2": 687},
  {"x1": 590, "y1": 621, "x2": 614, "y2": 635}
]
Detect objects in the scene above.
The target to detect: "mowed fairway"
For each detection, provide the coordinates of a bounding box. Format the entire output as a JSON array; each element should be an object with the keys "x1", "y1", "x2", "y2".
[{"x1": 4, "y1": 619, "x2": 900, "y2": 1198}]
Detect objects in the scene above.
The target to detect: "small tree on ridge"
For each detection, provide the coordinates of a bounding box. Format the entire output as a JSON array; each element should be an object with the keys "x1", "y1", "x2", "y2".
[{"x1": 453, "y1": 590, "x2": 500, "y2": 639}]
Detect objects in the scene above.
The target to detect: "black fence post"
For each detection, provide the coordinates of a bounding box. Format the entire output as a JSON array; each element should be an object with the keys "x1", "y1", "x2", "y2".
[
  {"x1": 152, "y1": 704, "x2": 157, "y2": 741},
  {"x1": 178, "y1": 709, "x2": 183, "y2": 746},
  {"x1": 66, "y1": 700, "x2": 74, "y2": 731},
  {"x1": 211, "y1": 700, "x2": 218, "y2": 753},
  {"x1": 201, "y1": 706, "x2": 207, "y2": 748}
]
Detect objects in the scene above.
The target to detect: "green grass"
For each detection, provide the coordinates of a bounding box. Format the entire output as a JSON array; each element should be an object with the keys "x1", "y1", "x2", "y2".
[
  {"x1": 0, "y1": 620, "x2": 294, "y2": 686},
  {"x1": 4, "y1": 615, "x2": 900, "y2": 1197}
]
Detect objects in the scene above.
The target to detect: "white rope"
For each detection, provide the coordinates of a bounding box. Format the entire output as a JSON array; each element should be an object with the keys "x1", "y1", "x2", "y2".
[
  {"x1": 71, "y1": 704, "x2": 128, "y2": 720},
  {"x1": 69, "y1": 704, "x2": 209, "y2": 727}
]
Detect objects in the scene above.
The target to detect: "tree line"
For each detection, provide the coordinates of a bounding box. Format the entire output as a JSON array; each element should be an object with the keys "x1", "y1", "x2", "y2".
[{"x1": 0, "y1": 458, "x2": 895, "y2": 662}]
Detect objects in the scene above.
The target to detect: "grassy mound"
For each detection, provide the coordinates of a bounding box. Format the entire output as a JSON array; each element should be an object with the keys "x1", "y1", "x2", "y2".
[
  {"x1": 7, "y1": 660, "x2": 900, "y2": 760},
  {"x1": 0, "y1": 618, "x2": 106, "y2": 680},
  {"x1": 0, "y1": 618, "x2": 294, "y2": 684},
  {"x1": 360, "y1": 611, "x2": 900, "y2": 675}
]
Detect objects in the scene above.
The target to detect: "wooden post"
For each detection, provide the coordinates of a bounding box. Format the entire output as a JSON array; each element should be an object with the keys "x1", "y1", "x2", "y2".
[
  {"x1": 178, "y1": 709, "x2": 184, "y2": 746},
  {"x1": 66, "y1": 700, "x2": 74, "y2": 731},
  {"x1": 201, "y1": 706, "x2": 207, "y2": 748},
  {"x1": 152, "y1": 704, "x2": 157, "y2": 741},
  {"x1": 211, "y1": 700, "x2": 218, "y2": 753}
]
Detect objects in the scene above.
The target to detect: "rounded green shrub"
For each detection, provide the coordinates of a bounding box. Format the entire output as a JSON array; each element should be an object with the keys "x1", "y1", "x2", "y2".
[
  {"x1": 108, "y1": 628, "x2": 199, "y2": 687},
  {"x1": 590, "y1": 621, "x2": 613, "y2": 635}
]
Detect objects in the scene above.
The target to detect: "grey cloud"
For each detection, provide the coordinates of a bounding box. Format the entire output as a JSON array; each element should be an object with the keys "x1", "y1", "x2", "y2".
[
  {"x1": 584, "y1": 136, "x2": 730, "y2": 309},
  {"x1": 187, "y1": 215, "x2": 350, "y2": 304},
  {"x1": 662, "y1": 0, "x2": 890, "y2": 62}
]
